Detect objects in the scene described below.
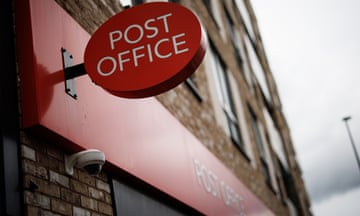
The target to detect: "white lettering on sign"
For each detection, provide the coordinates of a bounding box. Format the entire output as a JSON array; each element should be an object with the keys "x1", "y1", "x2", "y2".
[
  {"x1": 193, "y1": 159, "x2": 246, "y2": 215},
  {"x1": 97, "y1": 56, "x2": 117, "y2": 76},
  {"x1": 96, "y1": 13, "x2": 188, "y2": 76}
]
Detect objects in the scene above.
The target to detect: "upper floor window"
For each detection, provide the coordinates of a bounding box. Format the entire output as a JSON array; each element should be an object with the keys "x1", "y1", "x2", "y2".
[
  {"x1": 224, "y1": 7, "x2": 243, "y2": 67},
  {"x1": 119, "y1": 0, "x2": 144, "y2": 7},
  {"x1": 202, "y1": 0, "x2": 223, "y2": 31},
  {"x1": 244, "y1": 35, "x2": 271, "y2": 102},
  {"x1": 263, "y1": 107, "x2": 288, "y2": 170},
  {"x1": 249, "y1": 107, "x2": 279, "y2": 191},
  {"x1": 249, "y1": 108, "x2": 265, "y2": 158},
  {"x1": 185, "y1": 76, "x2": 203, "y2": 102},
  {"x1": 234, "y1": 0, "x2": 256, "y2": 42},
  {"x1": 203, "y1": 0, "x2": 213, "y2": 15},
  {"x1": 249, "y1": 108, "x2": 271, "y2": 185},
  {"x1": 209, "y1": 44, "x2": 243, "y2": 149}
]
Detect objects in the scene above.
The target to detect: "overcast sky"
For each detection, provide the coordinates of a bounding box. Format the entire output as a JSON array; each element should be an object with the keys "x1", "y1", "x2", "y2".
[{"x1": 251, "y1": 0, "x2": 360, "y2": 215}]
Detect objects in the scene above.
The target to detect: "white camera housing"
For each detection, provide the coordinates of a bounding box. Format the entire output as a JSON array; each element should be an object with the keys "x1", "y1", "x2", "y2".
[{"x1": 65, "y1": 149, "x2": 105, "y2": 176}]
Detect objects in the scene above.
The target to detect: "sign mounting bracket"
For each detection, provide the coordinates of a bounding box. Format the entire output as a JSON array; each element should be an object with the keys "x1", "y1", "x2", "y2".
[{"x1": 61, "y1": 48, "x2": 86, "y2": 99}]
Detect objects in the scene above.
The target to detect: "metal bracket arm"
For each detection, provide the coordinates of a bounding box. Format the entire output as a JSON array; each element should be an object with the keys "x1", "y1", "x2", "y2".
[{"x1": 64, "y1": 63, "x2": 86, "y2": 80}]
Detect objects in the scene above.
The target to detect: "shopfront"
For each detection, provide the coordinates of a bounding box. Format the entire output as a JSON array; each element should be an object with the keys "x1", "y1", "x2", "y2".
[{"x1": 13, "y1": 0, "x2": 275, "y2": 215}]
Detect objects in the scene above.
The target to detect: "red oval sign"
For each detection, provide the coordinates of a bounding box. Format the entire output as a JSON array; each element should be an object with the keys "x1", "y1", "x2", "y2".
[{"x1": 84, "y1": 2, "x2": 207, "y2": 98}]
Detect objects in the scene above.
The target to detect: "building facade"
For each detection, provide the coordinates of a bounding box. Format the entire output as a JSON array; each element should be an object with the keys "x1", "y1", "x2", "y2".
[{"x1": 0, "y1": 0, "x2": 312, "y2": 215}]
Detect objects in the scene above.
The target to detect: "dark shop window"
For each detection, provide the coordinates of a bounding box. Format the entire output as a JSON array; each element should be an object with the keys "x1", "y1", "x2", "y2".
[{"x1": 112, "y1": 177, "x2": 202, "y2": 216}]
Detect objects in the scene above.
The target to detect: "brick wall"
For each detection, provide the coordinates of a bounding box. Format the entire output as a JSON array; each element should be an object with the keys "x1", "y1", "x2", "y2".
[{"x1": 21, "y1": 131, "x2": 113, "y2": 215}]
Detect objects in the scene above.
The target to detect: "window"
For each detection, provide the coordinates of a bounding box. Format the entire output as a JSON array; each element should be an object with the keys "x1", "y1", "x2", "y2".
[
  {"x1": 280, "y1": 162, "x2": 300, "y2": 213},
  {"x1": 234, "y1": 0, "x2": 256, "y2": 42},
  {"x1": 224, "y1": 4, "x2": 254, "y2": 92},
  {"x1": 112, "y1": 177, "x2": 201, "y2": 216},
  {"x1": 237, "y1": 33, "x2": 254, "y2": 91},
  {"x1": 203, "y1": 0, "x2": 213, "y2": 17},
  {"x1": 224, "y1": 7, "x2": 243, "y2": 66},
  {"x1": 249, "y1": 109, "x2": 265, "y2": 157},
  {"x1": 119, "y1": 0, "x2": 143, "y2": 7},
  {"x1": 249, "y1": 108, "x2": 272, "y2": 186},
  {"x1": 210, "y1": 44, "x2": 243, "y2": 149},
  {"x1": 202, "y1": 0, "x2": 220, "y2": 28},
  {"x1": 133, "y1": 0, "x2": 144, "y2": 5},
  {"x1": 261, "y1": 157, "x2": 272, "y2": 187},
  {"x1": 244, "y1": 35, "x2": 271, "y2": 102},
  {"x1": 185, "y1": 76, "x2": 203, "y2": 102},
  {"x1": 263, "y1": 107, "x2": 288, "y2": 170}
]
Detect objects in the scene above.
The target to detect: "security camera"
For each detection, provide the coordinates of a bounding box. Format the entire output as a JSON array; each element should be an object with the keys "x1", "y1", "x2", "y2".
[{"x1": 65, "y1": 149, "x2": 105, "y2": 176}]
